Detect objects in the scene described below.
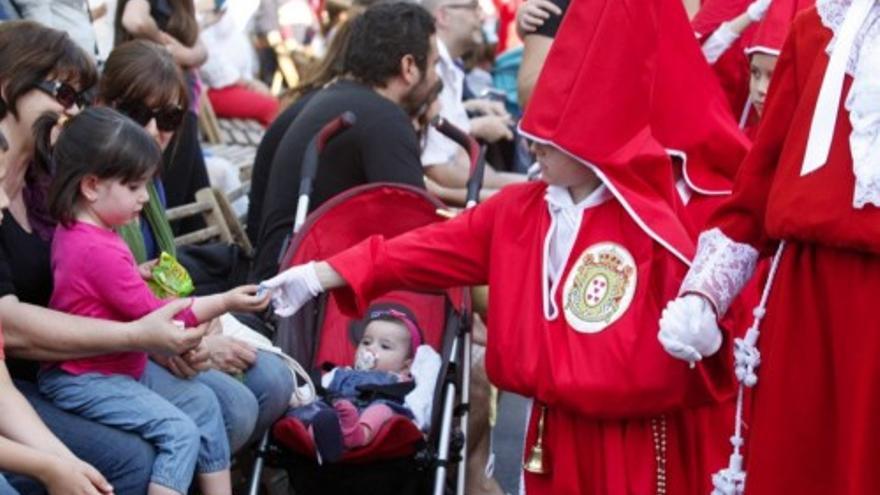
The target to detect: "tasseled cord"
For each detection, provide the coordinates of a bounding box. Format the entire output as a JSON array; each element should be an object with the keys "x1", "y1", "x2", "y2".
[{"x1": 711, "y1": 241, "x2": 787, "y2": 495}]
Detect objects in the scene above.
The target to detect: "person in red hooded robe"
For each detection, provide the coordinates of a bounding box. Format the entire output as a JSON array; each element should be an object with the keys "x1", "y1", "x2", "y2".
[
  {"x1": 740, "y1": 0, "x2": 816, "y2": 137},
  {"x1": 659, "y1": 1, "x2": 880, "y2": 494},
  {"x1": 259, "y1": 0, "x2": 742, "y2": 493},
  {"x1": 692, "y1": 0, "x2": 767, "y2": 115}
]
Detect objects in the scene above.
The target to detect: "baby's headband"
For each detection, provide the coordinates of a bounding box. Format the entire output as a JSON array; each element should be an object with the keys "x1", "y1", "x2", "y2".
[{"x1": 369, "y1": 308, "x2": 423, "y2": 351}]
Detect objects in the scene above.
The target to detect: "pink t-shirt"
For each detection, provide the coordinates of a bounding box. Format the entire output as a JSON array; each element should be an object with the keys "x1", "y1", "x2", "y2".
[{"x1": 49, "y1": 221, "x2": 199, "y2": 378}]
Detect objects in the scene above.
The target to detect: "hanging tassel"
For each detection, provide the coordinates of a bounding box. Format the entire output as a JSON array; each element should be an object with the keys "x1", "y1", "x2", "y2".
[{"x1": 710, "y1": 242, "x2": 787, "y2": 495}]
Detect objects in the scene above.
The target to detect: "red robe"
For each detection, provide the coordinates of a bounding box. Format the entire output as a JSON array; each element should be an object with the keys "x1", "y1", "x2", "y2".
[
  {"x1": 708, "y1": 7, "x2": 880, "y2": 494},
  {"x1": 328, "y1": 182, "x2": 734, "y2": 494}
]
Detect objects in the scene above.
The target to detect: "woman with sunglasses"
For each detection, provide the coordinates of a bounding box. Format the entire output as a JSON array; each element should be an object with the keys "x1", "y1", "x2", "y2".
[
  {"x1": 100, "y1": 39, "x2": 295, "y2": 455},
  {"x1": 0, "y1": 21, "x2": 206, "y2": 494},
  {"x1": 115, "y1": 0, "x2": 211, "y2": 235}
]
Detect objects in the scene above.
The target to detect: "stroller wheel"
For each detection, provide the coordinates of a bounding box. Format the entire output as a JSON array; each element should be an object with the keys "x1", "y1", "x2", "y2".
[{"x1": 311, "y1": 409, "x2": 345, "y2": 463}]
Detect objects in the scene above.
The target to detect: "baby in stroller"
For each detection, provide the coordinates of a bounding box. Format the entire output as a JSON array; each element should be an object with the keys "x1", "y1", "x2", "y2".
[{"x1": 288, "y1": 306, "x2": 438, "y2": 463}]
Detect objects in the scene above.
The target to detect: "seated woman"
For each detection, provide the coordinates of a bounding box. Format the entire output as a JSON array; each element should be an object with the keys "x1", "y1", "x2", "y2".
[
  {"x1": 0, "y1": 20, "x2": 201, "y2": 494},
  {"x1": 100, "y1": 39, "x2": 295, "y2": 450}
]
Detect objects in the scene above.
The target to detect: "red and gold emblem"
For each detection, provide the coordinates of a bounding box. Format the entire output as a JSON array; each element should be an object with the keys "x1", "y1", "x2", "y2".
[{"x1": 563, "y1": 242, "x2": 637, "y2": 333}]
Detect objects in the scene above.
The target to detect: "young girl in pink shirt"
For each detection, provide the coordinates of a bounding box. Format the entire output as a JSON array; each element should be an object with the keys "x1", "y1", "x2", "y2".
[{"x1": 35, "y1": 107, "x2": 268, "y2": 495}]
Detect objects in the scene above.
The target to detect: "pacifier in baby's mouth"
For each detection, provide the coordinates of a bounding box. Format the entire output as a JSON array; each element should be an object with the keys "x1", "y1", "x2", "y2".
[{"x1": 354, "y1": 348, "x2": 377, "y2": 370}]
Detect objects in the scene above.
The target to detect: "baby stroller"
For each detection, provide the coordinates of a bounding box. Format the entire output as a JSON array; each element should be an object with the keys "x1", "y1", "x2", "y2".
[{"x1": 247, "y1": 114, "x2": 485, "y2": 495}]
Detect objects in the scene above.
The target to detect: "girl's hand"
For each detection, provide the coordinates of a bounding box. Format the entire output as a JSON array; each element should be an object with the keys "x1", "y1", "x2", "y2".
[
  {"x1": 39, "y1": 457, "x2": 113, "y2": 495},
  {"x1": 516, "y1": 0, "x2": 563, "y2": 36},
  {"x1": 223, "y1": 285, "x2": 271, "y2": 313},
  {"x1": 137, "y1": 259, "x2": 158, "y2": 281}
]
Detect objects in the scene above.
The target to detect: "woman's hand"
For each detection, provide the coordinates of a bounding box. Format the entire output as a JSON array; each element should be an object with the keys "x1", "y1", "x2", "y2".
[
  {"x1": 129, "y1": 300, "x2": 207, "y2": 355},
  {"x1": 160, "y1": 32, "x2": 208, "y2": 68},
  {"x1": 151, "y1": 342, "x2": 211, "y2": 379},
  {"x1": 39, "y1": 456, "x2": 113, "y2": 495},
  {"x1": 202, "y1": 333, "x2": 258, "y2": 375},
  {"x1": 223, "y1": 285, "x2": 271, "y2": 313}
]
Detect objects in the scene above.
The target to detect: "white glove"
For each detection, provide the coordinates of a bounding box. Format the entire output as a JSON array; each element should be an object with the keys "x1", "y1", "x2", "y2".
[
  {"x1": 746, "y1": 0, "x2": 772, "y2": 22},
  {"x1": 260, "y1": 262, "x2": 324, "y2": 317},
  {"x1": 658, "y1": 294, "x2": 723, "y2": 365}
]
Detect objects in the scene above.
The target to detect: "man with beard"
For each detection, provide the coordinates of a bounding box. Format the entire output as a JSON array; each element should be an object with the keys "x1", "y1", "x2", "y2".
[{"x1": 250, "y1": 2, "x2": 440, "y2": 281}]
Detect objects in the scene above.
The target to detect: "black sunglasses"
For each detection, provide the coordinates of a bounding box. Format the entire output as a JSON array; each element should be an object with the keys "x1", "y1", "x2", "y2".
[
  {"x1": 35, "y1": 80, "x2": 91, "y2": 110},
  {"x1": 115, "y1": 100, "x2": 186, "y2": 132}
]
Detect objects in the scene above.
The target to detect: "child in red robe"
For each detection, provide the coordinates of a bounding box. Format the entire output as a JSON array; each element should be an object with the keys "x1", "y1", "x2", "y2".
[{"x1": 261, "y1": 0, "x2": 744, "y2": 493}]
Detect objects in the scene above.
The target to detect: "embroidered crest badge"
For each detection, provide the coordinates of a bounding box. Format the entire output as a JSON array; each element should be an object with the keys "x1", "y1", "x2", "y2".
[{"x1": 562, "y1": 242, "x2": 638, "y2": 333}]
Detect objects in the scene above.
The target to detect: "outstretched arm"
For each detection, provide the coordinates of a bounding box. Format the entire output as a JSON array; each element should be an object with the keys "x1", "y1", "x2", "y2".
[{"x1": 1, "y1": 296, "x2": 205, "y2": 361}]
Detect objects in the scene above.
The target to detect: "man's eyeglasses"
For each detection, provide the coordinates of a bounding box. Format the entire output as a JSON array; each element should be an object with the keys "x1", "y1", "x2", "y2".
[
  {"x1": 35, "y1": 81, "x2": 91, "y2": 110},
  {"x1": 115, "y1": 100, "x2": 186, "y2": 132},
  {"x1": 442, "y1": 0, "x2": 480, "y2": 10}
]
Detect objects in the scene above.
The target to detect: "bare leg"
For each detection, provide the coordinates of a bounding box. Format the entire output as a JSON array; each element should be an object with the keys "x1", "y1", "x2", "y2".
[{"x1": 198, "y1": 470, "x2": 232, "y2": 495}]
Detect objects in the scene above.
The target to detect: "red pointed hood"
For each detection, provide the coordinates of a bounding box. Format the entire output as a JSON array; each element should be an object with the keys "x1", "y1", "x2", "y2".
[
  {"x1": 520, "y1": 0, "x2": 750, "y2": 264},
  {"x1": 746, "y1": 0, "x2": 815, "y2": 55},
  {"x1": 653, "y1": 0, "x2": 751, "y2": 195},
  {"x1": 692, "y1": 0, "x2": 753, "y2": 37}
]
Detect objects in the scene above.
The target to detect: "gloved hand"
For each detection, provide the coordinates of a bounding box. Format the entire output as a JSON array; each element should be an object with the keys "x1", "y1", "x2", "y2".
[
  {"x1": 658, "y1": 294, "x2": 723, "y2": 365},
  {"x1": 260, "y1": 262, "x2": 324, "y2": 317},
  {"x1": 746, "y1": 0, "x2": 772, "y2": 21}
]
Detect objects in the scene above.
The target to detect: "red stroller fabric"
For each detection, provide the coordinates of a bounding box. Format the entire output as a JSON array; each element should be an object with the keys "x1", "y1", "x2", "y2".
[{"x1": 273, "y1": 183, "x2": 467, "y2": 463}]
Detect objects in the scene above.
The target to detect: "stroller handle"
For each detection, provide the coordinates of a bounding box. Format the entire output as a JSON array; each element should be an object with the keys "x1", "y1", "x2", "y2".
[
  {"x1": 294, "y1": 112, "x2": 358, "y2": 233},
  {"x1": 317, "y1": 111, "x2": 357, "y2": 153},
  {"x1": 431, "y1": 116, "x2": 486, "y2": 208}
]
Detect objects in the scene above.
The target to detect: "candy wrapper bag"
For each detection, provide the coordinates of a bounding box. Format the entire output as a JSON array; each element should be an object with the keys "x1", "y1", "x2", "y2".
[{"x1": 149, "y1": 252, "x2": 195, "y2": 298}]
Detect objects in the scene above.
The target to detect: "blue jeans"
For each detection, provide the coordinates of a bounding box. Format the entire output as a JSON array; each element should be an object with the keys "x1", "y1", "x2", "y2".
[
  {"x1": 0, "y1": 474, "x2": 20, "y2": 495},
  {"x1": 195, "y1": 351, "x2": 293, "y2": 448},
  {"x1": 10, "y1": 380, "x2": 154, "y2": 495},
  {"x1": 39, "y1": 364, "x2": 229, "y2": 494}
]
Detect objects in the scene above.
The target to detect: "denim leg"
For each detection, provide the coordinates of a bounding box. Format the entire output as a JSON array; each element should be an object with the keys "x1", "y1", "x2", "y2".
[
  {"x1": 0, "y1": 474, "x2": 20, "y2": 495},
  {"x1": 141, "y1": 361, "x2": 232, "y2": 473},
  {"x1": 14, "y1": 380, "x2": 155, "y2": 495},
  {"x1": 37, "y1": 370, "x2": 200, "y2": 494},
  {"x1": 191, "y1": 366, "x2": 259, "y2": 452},
  {"x1": 242, "y1": 351, "x2": 295, "y2": 445}
]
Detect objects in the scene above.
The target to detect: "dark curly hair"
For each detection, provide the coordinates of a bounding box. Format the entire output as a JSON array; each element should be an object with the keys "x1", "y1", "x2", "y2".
[{"x1": 343, "y1": 2, "x2": 436, "y2": 88}]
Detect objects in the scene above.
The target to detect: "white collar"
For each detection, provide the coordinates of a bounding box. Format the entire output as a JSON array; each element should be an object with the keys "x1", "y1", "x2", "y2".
[
  {"x1": 541, "y1": 184, "x2": 612, "y2": 321},
  {"x1": 436, "y1": 39, "x2": 459, "y2": 74},
  {"x1": 544, "y1": 184, "x2": 612, "y2": 212}
]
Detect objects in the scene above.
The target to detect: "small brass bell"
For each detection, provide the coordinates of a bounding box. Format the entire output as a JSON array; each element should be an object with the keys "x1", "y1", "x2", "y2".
[{"x1": 523, "y1": 404, "x2": 548, "y2": 475}]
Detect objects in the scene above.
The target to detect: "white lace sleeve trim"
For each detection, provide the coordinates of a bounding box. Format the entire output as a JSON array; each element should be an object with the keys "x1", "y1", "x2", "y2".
[
  {"x1": 848, "y1": 27, "x2": 880, "y2": 207},
  {"x1": 817, "y1": 0, "x2": 880, "y2": 208},
  {"x1": 680, "y1": 228, "x2": 759, "y2": 317},
  {"x1": 818, "y1": 0, "x2": 880, "y2": 77}
]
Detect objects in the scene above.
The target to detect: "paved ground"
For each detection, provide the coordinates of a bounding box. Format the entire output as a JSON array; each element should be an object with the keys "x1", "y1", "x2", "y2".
[{"x1": 492, "y1": 393, "x2": 530, "y2": 495}]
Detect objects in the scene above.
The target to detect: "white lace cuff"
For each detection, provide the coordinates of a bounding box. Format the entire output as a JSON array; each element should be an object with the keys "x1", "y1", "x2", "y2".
[
  {"x1": 680, "y1": 228, "x2": 759, "y2": 317},
  {"x1": 848, "y1": 38, "x2": 880, "y2": 208}
]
